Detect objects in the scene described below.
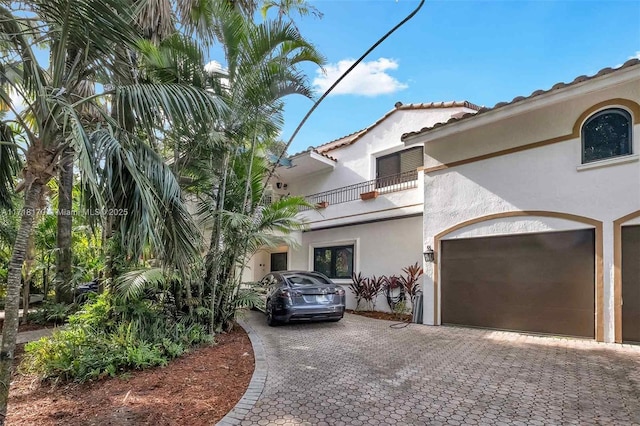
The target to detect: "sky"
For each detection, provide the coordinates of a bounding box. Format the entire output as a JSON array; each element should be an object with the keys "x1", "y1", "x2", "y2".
[{"x1": 260, "y1": 0, "x2": 640, "y2": 155}]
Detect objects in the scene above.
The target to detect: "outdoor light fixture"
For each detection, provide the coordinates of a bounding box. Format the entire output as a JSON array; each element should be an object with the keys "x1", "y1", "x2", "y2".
[{"x1": 423, "y1": 246, "x2": 435, "y2": 263}]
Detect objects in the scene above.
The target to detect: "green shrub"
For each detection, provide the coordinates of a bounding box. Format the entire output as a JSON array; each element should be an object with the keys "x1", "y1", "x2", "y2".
[
  {"x1": 21, "y1": 293, "x2": 212, "y2": 382},
  {"x1": 28, "y1": 301, "x2": 76, "y2": 325}
]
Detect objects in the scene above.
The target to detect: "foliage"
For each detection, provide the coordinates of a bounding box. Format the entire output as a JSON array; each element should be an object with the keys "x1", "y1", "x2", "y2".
[
  {"x1": 349, "y1": 273, "x2": 384, "y2": 311},
  {"x1": 382, "y1": 275, "x2": 405, "y2": 312},
  {"x1": 352, "y1": 264, "x2": 424, "y2": 316},
  {"x1": 399, "y1": 262, "x2": 424, "y2": 314},
  {"x1": 392, "y1": 299, "x2": 409, "y2": 320},
  {"x1": 348, "y1": 272, "x2": 366, "y2": 310},
  {"x1": 21, "y1": 293, "x2": 212, "y2": 382},
  {"x1": 28, "y1": 301, "x2": 76, "y2": 325},
  {"x1": 5, "y1": 0, "x2": 324, "y2": 399}
]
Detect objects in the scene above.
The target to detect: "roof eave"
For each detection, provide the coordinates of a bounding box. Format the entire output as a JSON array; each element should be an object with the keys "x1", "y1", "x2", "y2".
[{"x1": 403, "y1": 63, "x2": 640, "y2": 145}]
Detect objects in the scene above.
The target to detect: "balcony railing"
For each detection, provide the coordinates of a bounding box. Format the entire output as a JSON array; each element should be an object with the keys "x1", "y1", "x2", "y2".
[{"x1": 300, "y1": 170, "x2": 418, "y2": 210}]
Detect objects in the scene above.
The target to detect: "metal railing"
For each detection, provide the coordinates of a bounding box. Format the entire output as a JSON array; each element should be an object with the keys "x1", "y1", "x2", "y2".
[{"x1": 300, "y1": 170, "x2": 418, "y2": 210}]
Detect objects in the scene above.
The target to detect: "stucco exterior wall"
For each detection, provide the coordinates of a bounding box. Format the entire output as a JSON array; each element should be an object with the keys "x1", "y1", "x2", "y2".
[
  {"x1": 286, "y1": 107, "x2": 473, "y2": 198},
  {"x1": 289, "y1": 215, "x2": 424, "y2": 312},
  {"x1": 421, "y1": 74, "x2": 640, "y2": 169},
  {"x1": 421, "y1": 90, "x2": 640, "y2": 343}
]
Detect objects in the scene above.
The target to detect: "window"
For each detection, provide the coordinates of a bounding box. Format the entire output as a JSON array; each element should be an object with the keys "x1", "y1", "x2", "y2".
[
  {"x1": 376, "y1": 146, "x2": 423, "y2": 187},
  {"x1": 270, "y1": 252, "x2": 287, "y2": 272},
  {"x1": 313, "y1": 245, "x2": 354, "y2": 279},
  {"x1": 582, "y1": 108, "x2": 632, "y2": 163}
]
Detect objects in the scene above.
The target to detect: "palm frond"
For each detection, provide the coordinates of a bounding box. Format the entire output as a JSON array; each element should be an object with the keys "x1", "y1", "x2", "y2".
[
  {"x1": 0, "y1": 121, "x2": 20, "y2": 208},
  {"x1": 90, "y1": 129, "x2": 202, "y2": 271},
  {"x1": 114, "y1": 267, "x2": 169, "y2": 302},
  {"x1": 113, "y1": 83, "x2": 226, "y2": 130}
]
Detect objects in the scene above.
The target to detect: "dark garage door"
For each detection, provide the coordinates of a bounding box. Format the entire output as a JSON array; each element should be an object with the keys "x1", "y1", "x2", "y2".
[
  {"x1": 441, "y1": 229, "x2": 595, "y2": 338},
  {"x1": 622, "y1": 225, "x2": 640, "y2": 343}
]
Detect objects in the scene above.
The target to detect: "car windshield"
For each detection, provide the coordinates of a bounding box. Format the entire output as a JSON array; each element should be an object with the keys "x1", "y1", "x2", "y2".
[{"x1": 285, "y1": 274, "x2": 331, "y2": 286}]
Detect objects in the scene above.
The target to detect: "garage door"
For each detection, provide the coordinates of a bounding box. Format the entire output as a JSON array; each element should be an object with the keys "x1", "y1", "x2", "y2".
[
  {"x1": 441, "y1": 229, "x2": 595, "y2": 338},
  {"x1": 622, "y1": 225, "x2": 640, "y2": 343}
]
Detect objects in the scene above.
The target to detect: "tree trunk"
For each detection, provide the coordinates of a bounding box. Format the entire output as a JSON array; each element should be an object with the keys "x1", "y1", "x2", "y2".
[
  {"x1": 207, "y1": 152, "x2": 230, "y2": 334},
  {"x1": 21, "y1": 283, "x2": 29, "y2": 325},
  {"x1": 0, "y1": 182, "x2": 43, "y2": 424},
  {"x1": 21, "y1": 234, "x2": 36, "y2": 325},
  {"x1": 55, "y1": 147, "x2": 74, "y2": 303}
]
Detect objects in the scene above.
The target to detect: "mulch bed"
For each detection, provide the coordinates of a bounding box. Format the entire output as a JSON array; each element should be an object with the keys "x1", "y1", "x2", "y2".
[
  {"x1": 346, "y1": 309, "x2": 412, "y2": 322},
  {"x1": 7, "y1": 324, "x2": 254, "y2": 426}
]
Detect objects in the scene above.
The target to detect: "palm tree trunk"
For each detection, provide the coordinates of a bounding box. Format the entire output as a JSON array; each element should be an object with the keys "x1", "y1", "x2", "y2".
[
  {"x1": 207, "y1": 152, "x2": 230, "y2": 334},
  {"x1": 21, "y1": 232, "x2": 36, "y2": 325},
  {"x1": 55, "y1": 147, "x2": 74, "y2": 303},
  {"x1": 0, "y1": 182, "x2": 43, "y2": 424}
]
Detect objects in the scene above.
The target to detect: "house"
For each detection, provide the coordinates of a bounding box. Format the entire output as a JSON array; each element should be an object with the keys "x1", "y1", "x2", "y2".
[
  {"x1": 244, "y1": 101, "x2": 480, "y2": 311},
  {"x1": 402, "y1": 59, "x2": 640, "y2": 343}
]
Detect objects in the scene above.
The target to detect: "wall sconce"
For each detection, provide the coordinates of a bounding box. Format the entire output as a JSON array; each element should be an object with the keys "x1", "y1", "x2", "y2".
[{"x1": 423, "y1": 246, "x2": 435, "y2": 263}]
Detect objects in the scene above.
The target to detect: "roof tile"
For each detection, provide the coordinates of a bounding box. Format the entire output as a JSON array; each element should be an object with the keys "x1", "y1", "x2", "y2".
[{"x1": 401, "y1": 58, "x2": 640, "y2": 141}]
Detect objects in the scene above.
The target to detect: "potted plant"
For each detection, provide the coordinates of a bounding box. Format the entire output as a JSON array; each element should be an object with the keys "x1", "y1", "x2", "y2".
[{"x1": 360, "y1": 190, "x2": 378, "y2": 200}]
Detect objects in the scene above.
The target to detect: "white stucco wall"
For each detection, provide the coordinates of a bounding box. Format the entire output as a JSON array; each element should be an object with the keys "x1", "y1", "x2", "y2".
[
  {"x1": 286, "y1": 107, "x2": 473, "y2": 197},
  {"x1": 420, "y1": 89, "x2": 640, "y2": 343},
  {"x1": 287, "y1": 215, "x2": 424, "y2": 312}
]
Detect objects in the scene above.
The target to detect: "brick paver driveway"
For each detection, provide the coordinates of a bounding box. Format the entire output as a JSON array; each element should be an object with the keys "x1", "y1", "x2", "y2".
[{"x1": 238, "y1": 311, "x2": 640, "y2": 425}]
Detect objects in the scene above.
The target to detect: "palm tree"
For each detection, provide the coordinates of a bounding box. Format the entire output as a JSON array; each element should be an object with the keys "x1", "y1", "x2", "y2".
[
  {"x1": 189, "y1": 3, "x2": 323, "y2": 331},
  {"x1": 0, "y1": 0, "x2": 224, "y2": 420},
  {"x1": 261, "y1": 0, "x2": 323, "y2": 26}
]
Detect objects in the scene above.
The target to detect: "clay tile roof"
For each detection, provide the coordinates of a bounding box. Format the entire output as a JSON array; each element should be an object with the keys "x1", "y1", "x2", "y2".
[
  {"x1": 401, "y1": 58, "x2": 640, "y2": 141},
  {"x1": 313, "y1": 101, "x2": 481, "y2": 154},
  {"x1": 286, "y1": 146, "x2": 339, "y2": 163},
  {"x1": 313, "y1": 128, "x2": 367, "y2": 153}
]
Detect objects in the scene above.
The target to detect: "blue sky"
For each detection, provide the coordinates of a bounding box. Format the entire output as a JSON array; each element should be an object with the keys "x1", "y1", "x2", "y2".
[{"x1": 272, "y1": 0, "x2": 640, "y2": 155}]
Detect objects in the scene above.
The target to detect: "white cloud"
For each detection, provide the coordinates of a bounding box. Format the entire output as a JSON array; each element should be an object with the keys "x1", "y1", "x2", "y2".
[
  {"x1": 313, "y1": 57, "x2": 408, "y2": 97},
  {"x1": 204, "y1": 60, "x2": 225, "y2": 73},
  {"x1": 204, "y1": 60, "x2": 230, "y2": 90},
  {"x1": 4, "y1": 88, "x2": 26, "y2": 115}
]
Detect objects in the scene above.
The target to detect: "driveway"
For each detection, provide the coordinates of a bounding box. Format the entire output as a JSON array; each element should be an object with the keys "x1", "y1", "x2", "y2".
[{"x1": 235, "y1": 311, "x2": 640, "y2": 425}]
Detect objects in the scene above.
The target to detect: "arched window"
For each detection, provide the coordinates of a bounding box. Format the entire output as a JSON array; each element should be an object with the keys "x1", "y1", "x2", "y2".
[{"x1": 582, "y1": 108, "x2": 632, "y2": 163}]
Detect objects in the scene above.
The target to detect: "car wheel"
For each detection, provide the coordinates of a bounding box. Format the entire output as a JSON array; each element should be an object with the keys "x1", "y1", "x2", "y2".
[{"x1": 266, "y1": 306, "x2": 278, "y2": 327}]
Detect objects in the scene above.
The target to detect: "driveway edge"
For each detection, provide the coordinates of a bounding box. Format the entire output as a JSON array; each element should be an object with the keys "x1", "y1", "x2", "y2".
[{"x1": 216, "y1": 315, "x2": 267, "y2": 426}]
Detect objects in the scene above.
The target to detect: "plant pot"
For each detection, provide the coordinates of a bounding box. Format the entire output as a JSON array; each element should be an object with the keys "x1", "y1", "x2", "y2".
[
  {"x1": 315, "y1": 201, "x2": 329, "y2": 209},
  {"x1": 360, "y1": 190, "x2": 378, "y2": 201}
]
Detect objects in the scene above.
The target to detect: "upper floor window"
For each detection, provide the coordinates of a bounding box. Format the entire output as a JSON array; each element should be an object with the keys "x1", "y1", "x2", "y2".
[
  {"x1": 376, "y1": 146, "x2": 423, "y2": 187},
  {"x1": 582, "y1": 108, "x2": 632, "y2": 163}
]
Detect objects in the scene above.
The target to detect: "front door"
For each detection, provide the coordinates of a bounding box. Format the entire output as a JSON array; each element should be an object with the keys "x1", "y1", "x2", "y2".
[{"x1": 270, "y1": 252, "x2": 288, "y2": 272}]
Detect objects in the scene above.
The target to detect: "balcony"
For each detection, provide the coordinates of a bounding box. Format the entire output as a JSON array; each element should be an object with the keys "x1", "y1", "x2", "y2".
[{"x1": 300, "y1": 170, "x2": 419, "y2": 210}]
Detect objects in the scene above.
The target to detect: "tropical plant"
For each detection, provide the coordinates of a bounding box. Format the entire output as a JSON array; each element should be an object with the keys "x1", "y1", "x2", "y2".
[
  {"x1": 349, "y1": 272, "x2": 366, "y2": 310},
  {"x1": 349, "y1": 273, "x2": 385, "y2": 312},
  {"x1": 0, "y1": 0, "x2": 224, "y2": 418},
  {"x1": 168, "y1": 3, "x2": 325, "y2": 333},
  {"x1": 400, "y1": 262, "x2": 424, "y2": 316},
  {"x1": 382, "y1": 275, "x2": 405, "y2": 313}
]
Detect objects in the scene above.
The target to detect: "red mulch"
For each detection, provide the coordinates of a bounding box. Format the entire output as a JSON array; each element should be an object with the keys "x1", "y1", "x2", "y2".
[
  {"x1": 7, "y1": 325, "x2": 254, "y2": 426},
  {"x1": 346, "y1": 309, "x2": 412, "y2": 322}
]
